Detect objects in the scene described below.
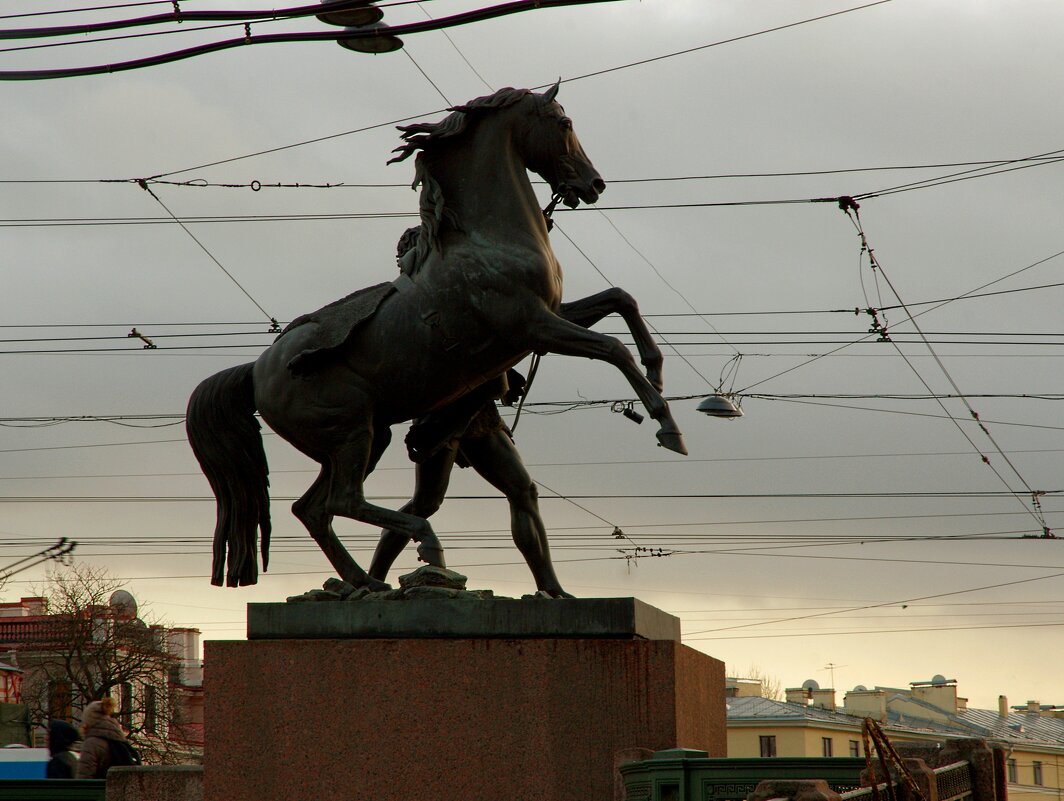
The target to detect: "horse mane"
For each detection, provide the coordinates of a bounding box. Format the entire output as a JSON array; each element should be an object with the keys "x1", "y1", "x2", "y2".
[
  {"x1": 387, "y1": 87, "x2": 538, "y2": 257},
  {"x1": 388, "y1": 87, "x2": 535, "y2": 165}
]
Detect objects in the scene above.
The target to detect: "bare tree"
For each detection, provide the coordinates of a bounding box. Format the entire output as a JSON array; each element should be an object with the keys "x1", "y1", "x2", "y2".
[
  {"x1": 729, "y1": 664, "x2": 784, "y2": 700},
  {"x1": 18, "y1": 564, "x2": 193, "y2": 763}
]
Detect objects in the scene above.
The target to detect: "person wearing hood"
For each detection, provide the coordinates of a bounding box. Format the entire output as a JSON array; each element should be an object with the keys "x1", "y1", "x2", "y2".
[
  {"x1": 46, "y1": 719, "x2": 80, "y2": 778},
  {"x1": 75, "y1": 698, "x2": 129, "y2": 779}
]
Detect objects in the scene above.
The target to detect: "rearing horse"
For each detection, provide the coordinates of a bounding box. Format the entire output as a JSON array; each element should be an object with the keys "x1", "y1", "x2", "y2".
[{"x1": 186, "y1": 84, "x2": 687, "y2": 589}]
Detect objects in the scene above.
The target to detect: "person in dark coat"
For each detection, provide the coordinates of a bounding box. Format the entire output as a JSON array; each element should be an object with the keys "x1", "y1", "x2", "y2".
[
  {"x1": 46, "y1": 719, "x2": 80, "y2": 778},
  {"x1": 75, "y1": 698, "x2": 128, "y2": 779}
]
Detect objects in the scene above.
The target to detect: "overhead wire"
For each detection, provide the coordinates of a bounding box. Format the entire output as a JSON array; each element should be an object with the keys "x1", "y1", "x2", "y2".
[
  {"x1": 0, "y1": 211, "x2": 419, "y2": 226},
  {"x1": 14, "y1": 328, "x2": 1064, "y2": 346},
  {"x1": 0, "y1": 1, "x2": 170, "y2": 21},
  {"x1": 556, "y1": 0, "x2": 894, "y2": 86},
  {"x1": 853, "y1": 149, "x2": 1064, "y2": 201},
  {"x1": 5, "y1": 458, "x2": 1064, "y2": 482},
  {"x1": 0, "y1": 0, "x2": 389, "y2": 39},
  {"x1": 412, "y1": 2, "x2": 494, "y2": 93},
  {"x1": 0, "y1": 19, "x2": 253, "y2": 55},
  {"x1": 684, "y1": 567, "x2": 1064, "y2": 637},
  {"x1": 8, "y1": 390, "x2": 1064, "y2": 420},
  {"x1": 719, "y1": 397, "x2": 1064, "y2": 433},
  {"x1": 842, "y1": 204, "x2": 1051, "y2": 533},
  {"x1": 687, "y1": 620, "x2": 1064, "y2": 641},
  {"x1": 0, "y1": 0, "x2": 622, "y2": 81},
  {"x1": 735, "y1": 243, "x2": 1064, "y2": 394},
  {"x1": 6, "y1": 263, "x2": 1064, "y2": 329},
  {"x1": 1, "y1": 490, "x2": 1059, "y2": 502},
  {"x1": 8, "y1": 154, "x2": 1064, "y2": 187},
  {"x1": 6, "y1": 522, "x2": 1063, "y2": 547},
  {"x1": 135, "y1": 181, "x2": 278, "y2": 325},
  {"x1": 135, "y1": 0, "x2": 895, "y2": 179}
]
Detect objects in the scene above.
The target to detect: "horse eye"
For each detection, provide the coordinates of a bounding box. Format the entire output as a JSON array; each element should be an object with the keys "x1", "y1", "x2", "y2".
[{"x1": 559, "y1": 117, "x2": 573, "y2": 131}]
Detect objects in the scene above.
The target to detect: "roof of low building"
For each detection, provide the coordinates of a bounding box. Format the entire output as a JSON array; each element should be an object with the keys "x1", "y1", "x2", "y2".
[
  {"x1": 728, "y1": 695, "x2": 857, "y2": 724},
  {"x1": 727, "y1": 694, "x2": 1064, "y2": 750},
  {"x1": 956, "y1": 707, "x2": 1064, "y2": 747}
]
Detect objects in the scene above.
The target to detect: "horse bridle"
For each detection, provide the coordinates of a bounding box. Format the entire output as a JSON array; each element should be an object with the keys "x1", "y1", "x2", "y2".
[
  {"x1": 510, "y1": 190, "x2": 566, "y2": 429},
  {"x1": 542, "y1": 191, "x2": 564, "y2": 231}
]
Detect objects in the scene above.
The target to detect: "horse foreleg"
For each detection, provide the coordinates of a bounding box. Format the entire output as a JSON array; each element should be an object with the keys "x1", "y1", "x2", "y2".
[
  {"x1": 559, "y1": 287, "x2": 664, "y2": 392},
  {"x1": 293, "y1": 467, "x2": 390, "y2": 591},
  {"x1": 328, "y1": 428, "x2": 446, "y2": 568},
  {"x1": 368, "y1": 443, "x2": 458, "y2": 582},
  {"x1": 526, "y1": 313, "x2": 687, "y2": 455}
]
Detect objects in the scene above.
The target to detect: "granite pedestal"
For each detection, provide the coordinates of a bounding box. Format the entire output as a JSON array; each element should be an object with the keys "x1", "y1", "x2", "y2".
[{"x1": 204, "y1": 598, "x2": 725, "y2": 801}]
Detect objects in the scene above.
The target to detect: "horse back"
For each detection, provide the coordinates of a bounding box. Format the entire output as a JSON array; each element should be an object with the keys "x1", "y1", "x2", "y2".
[{"x1": 255, "y1": 240, "x2": 557, "y2": 431}]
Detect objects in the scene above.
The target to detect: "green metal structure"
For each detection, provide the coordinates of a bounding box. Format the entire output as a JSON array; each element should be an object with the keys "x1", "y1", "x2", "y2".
[{"x1": 620, "y1": 750, "x2": 868, "y2": 801}]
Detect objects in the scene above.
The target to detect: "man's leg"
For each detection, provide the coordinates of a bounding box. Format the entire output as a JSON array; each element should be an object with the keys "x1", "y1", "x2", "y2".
[{"x1": 461, "y1": 431, "x2": 571, "y2": 597}]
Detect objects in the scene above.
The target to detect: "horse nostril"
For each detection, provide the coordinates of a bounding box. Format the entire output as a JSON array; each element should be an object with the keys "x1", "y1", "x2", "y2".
[{"x1": 592, "y1": 177, "x2": 606, "y2": 194}]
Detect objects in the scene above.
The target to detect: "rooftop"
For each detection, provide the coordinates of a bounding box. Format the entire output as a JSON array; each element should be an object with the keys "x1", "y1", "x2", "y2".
[{"x1": 728, "y1": 684, "x2": 1064, "y2": 750}]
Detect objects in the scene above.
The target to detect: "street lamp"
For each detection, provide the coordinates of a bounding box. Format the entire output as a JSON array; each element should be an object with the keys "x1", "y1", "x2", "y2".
[
  {"x1": 316, "y1": 0, "x2": 383, "y2": 26},
  {"x1": 696, "y1": 394, "x2": 743, "y2": 419},
  {"x1": 318, "y1": 1, "x2": 404, "y2": 53}
]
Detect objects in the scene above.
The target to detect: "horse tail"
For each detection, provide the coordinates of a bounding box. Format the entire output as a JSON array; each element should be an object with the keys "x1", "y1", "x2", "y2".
[{"x1": 186, "y1": 363, "x2": 271, "y2": 587}]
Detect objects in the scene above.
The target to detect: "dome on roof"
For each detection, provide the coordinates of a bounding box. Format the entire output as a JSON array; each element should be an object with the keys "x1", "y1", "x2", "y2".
[
  {"x1": 931, "y1": 674, "x2": 948, "y2": 686},
  {"x1": 853, "y1": 685, "x2": 868, "y2": 692},
  {"x1": 801, "y1": 679, "x2": 820, "y2": 691},
  {"x1": 109, "y1": 590, "x2": 138, "y2": 620}
]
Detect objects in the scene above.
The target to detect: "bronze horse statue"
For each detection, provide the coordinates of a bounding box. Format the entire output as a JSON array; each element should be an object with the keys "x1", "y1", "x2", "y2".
[
  {"x1": 186, "y1": 84, "x2": 686, "y2": 589},
  {"x1": 367, "y1": 227, "x2": 670, "y2": 598}
]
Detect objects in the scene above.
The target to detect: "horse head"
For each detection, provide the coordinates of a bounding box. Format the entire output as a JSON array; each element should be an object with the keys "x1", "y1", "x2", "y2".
[
  {"x1": 388, "y1": 85, "x2": 605, "y2": 250},
  {"x1": 522, "y1": 82, "x2": 605, "y2": 209}
]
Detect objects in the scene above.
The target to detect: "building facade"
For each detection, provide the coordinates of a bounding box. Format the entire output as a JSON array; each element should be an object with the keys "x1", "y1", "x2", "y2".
[
  {"x1": 727, "y1": 676, "x2": 1064, "y2": 801},
  {"x1": 0, "y1": 593, "x2": 203, "y2": 760}
]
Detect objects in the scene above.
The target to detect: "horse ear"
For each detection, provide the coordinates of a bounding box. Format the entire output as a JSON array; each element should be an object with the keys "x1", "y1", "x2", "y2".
[{"x1": 541, "y1": 79, "x2": 560, "y2": 103}]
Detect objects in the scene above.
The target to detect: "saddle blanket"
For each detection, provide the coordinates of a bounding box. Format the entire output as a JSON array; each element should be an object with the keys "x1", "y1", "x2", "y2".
[{"x1": 278, "y1": 281, "x2": 395, "y2": 373}]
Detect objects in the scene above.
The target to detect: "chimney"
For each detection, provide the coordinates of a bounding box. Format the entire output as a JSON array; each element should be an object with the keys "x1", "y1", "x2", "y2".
[
  {"x1": 725, "y1": 677, "x2": 765, "y2": 698},
  {"x1": 844, "y1": 688, "x2": 887, "y2": 722},
  {"x1": 999, "y1": 696, "x2": 1009, "y2": 717},
  {"x1": 19, "y1": 598, "x2": 47, "y2": 616},
  {"x1": 911, "y1": 676, "x2": 959, "y2": 714},
  {"x1": 811, "y1": 688, "x2": 837, "y2": 712},
  {"x1": 1027, "y1": 700, "x2": 1040, "y2": 713}
]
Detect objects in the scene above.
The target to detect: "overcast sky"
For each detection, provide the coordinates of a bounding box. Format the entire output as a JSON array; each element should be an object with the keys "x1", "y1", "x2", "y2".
[{"x1": 3, "y1": 0, "x2": 1064, "y2": 710}]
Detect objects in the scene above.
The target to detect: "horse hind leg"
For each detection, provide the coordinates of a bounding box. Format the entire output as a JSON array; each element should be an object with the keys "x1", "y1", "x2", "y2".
[
  {"x1": 293, "y1": 466, "x2": 390, "y2": 591},
  {"x1": 327, "y1": 429, "x2": 446, "y2": 569}
]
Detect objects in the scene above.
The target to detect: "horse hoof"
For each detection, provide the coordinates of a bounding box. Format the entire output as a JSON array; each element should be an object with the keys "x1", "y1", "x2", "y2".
[
  {"x1": 656, "y1": 429, "x2": 688, "y2": 455},
  {"x1": 416, "y1": 540, "x2": 447, "y2": 569}
]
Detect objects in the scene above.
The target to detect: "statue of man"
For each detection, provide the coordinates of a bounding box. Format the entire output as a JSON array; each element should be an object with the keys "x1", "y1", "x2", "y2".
[{"x1": 368, "y1": 228, "x2": 571, "y2": 597}]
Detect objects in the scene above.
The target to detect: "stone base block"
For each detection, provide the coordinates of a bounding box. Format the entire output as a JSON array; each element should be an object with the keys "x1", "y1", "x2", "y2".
[
  {"x1": 248, "y1": 597, "x2": 681, "y2": 641},
  {"x1": 106, "y1": 765, "x2": 203, "y2": 801},
  {"x1": 204, "y1": 637, "x2": 724, "y2": 801}
]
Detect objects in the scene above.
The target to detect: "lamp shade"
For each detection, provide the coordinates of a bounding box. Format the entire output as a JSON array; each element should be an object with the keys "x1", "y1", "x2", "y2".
[
  {"x1": 696, "y1": 394, "x2": 743, "y2": 419},
  {"x1": 317, "y1": 1, "x2": 383, "y2": 27},
  {"x1": 336, "y1": 22, "x2": 404, "y2": 53}
]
